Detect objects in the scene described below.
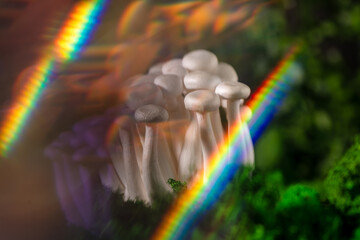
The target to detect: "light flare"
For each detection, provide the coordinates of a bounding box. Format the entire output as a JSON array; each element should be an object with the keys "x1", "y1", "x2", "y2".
[{"x1": 0, "y1": 0, "x2": 108, "y2": 157}]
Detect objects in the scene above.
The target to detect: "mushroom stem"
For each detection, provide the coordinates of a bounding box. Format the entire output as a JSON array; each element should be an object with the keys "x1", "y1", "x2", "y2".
[
  {"x1": 226, "y1": 99, "x2": 248, "y2": 164},
  {"x1": 119, "y1": 125, "x2": 149, "y2": 202},
  {"x1": 135, "y1": 105, "x2": 172, "y2": 201},
  {"x1": 178, "y1": 117, "x2": 202, "y2": 182},
  {"x1": 142, "y1": 123, "x2": 172, "y2": 198},
  {"x1": 210, "y1": 110, "x2": 224, "y2": 145},
  {"x1": 195, "y1": 112, "x2": 218, "y2": 182},
  {"x1": 240, "y1": 105, "x2": 255, "y2": 167}
]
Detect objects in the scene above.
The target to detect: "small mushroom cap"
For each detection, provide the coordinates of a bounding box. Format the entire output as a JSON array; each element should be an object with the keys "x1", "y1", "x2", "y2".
[
  {"x1": 130, "y1": 73, "x2": 159, "y2": 87},
  {"x1": 148, "y1": 62, "x2": 165, "y2": 74},
  {"x1": 216, "y1": 62, "x2": 238, "y2": 82},
  {"x1": 135, "y1": 104, "x2": 169, "y2": 123},
  {"x1": 126, "y1": 83, "x2": 163, "y2": 110},
  {"x1": 182, "y1": 49, "x2": 218, "y2": 73},
  {"x1": 215, "y1": 82, "x2": 251, "y2": 100},
  {"x1": 162, "y1": 59, "x2": 187, "y2": 79},
  {"x1": 154, "y1": 74, "x2": 183, "y2": 97},
  {"x1": 184, "y1": 71, "x2": 221, "y2": 91},
  {"x1": 184, "y1": 90, "x2": 220, "y2": 113}
]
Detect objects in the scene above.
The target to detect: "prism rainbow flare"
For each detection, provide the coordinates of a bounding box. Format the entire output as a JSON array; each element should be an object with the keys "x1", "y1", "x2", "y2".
[
  {"x1": 152, "y1": 43, "x2": 303, "y2": 240},
  {"x1": 0, "y1": 0, "x2": 108, "y2": 157}
]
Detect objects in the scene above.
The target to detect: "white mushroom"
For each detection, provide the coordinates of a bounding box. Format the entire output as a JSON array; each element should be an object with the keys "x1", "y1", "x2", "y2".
[
  {"x1": 216, "y1": 62, "x2": 238, "y2": 83},
  {"x1": 182, "y1": 49, "x2": 218, "y2": 73},
  {"x1": 117, "y1": 115, "x2": 149, "y2": 202},
  {"x1": 126, "y1": 82, "x2": 164, "y2": 152},
  {"x1": 130, "y1": 73, "x2": 160, "y2": 87},
  {"x1": 135, "y1": 104, "x2": 173, "y2": 200},
  {"x1": 215, "y1": 82, "x2": 253, "y2": 166},
  {"x1": 184, "y1": 90, "x2": 220, "y2": 182},
  {"x1": 240, "y1": 105, "x2": 255, "y2": 167},
  {"x1": 148, "y1": 62, "x2": 165, "y2": 74},
  {"x1": 216, "y1": 62, "x2": 239, "y2": 108},
  {"x1": 154, "y1": 74, "x2": 186, "y2": 161},
  {"x1": 162, "y1": 59, "x2": 188, "y2": 79},
  {"x1": 161, "y1": 58, "x2": 188, "y2": 94},
  {"x1": 184, "y1": 71, "x2": 224, "y2": 145}
]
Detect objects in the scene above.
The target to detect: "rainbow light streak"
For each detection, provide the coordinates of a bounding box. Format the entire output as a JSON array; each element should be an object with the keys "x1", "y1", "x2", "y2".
[
  {"x1": 0, "y1": 0, "x2": 108, "y2": 157},
  {"x1": 247, "y1": 44, "x2": 302, "y2": 142},
  {"x1": 152, "y1": 44, "x2": 302, "y2": 240}
]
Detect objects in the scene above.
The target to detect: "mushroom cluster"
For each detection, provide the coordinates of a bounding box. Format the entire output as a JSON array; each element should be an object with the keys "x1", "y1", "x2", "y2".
[
  {"x1": 45, "y1": 49, "x2": 254, "y2": 207},
  {"x1": 110, "y1": 49, "x2": 254, "y2": 202}
]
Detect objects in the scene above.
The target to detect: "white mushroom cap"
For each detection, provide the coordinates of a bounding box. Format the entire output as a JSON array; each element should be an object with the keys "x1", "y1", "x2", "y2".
[
  {"x1": 126, "y1": 83, "x2": 163, "y2": 110},
  {"x1": 184, "y1": 90, "x2": 220, "y2": 113},
  {"x1": 215, "y1": 82, "x2": 251, "y2": 100},
  {"x1": 154, "y1": 74, "x2": 183, "y2": 97},
  {"x1": 184, "y1": 71, "x2": 221, "y2": 91},
  {"x1": 130, "y1": 73, "x2": 159, "y2": 87},
  {"x1": 182, "y1": 49, "x2": 218, "y2": 73},
  {"x1": 216, "y1": 62, "x2": 238, "y2": 83},
  {"x1": 161, "y1": 59, "x2": 188, "y2": 79},
  {"x1": 148, "y1": 62, "x2": 165, "y2": 74},
  {"x1": 135, "y1": 104, "x2": 169, "y2": 123}
]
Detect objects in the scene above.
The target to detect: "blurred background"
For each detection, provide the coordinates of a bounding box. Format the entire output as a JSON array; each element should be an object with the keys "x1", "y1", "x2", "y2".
[{"x1": 0, "y1": 0, "x2": 359, "y2": 239}]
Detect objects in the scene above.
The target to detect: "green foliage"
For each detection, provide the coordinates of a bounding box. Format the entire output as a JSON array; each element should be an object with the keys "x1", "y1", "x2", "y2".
[
  {"x1": 106, "y1": 192, "x2": 173, "y2": 240},
  {"x1": 325, "y1": 136, "x2": 360, "y2": 216},
  {"x1": 275, "y1": 185, "x2": 340, "y2": 240},
  {"x1": 167, "y1": 178, "x2": 187, "y2": 194}
]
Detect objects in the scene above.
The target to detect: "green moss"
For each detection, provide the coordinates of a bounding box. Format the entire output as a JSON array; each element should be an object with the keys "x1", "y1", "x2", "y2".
[{"x1": 325, "y1": 136, "x2": 360, "y2": 215}]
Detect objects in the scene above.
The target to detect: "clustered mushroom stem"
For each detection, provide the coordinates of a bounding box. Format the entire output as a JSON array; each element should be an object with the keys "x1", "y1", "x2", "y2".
[
  {"x1": 240, "y1": 104, "x2": 255, "y2": 167},
  {"x1": 196, "y1": 112, "x2": 218, "y2": 182},
  {"x1": 178, "y1": 117, "x2": 202, "y2": 182},
  {"x1": 142, "y1": 123, "x2": 171, "y2": 199},
  {"x1": 226, "y1": 99, "x2": 248, "y2": 164},
  {"x1": 119, "y1": 126, "x2": 149, "y2": 202}
]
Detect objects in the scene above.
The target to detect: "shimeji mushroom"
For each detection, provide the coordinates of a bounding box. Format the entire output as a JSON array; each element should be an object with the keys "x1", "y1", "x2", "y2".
[
  {"x1": 216, "y1": 62, "x2": 238, "y2": 108},
  {"x1": 215, "y1": 81, "x2": 252, "y2": 166},
  {"x1": 126, "y1": 82, "x2": 164, "y2": 149},
  {"x1": 239, "y1": 105, "x2": 255, "y2": 167},
  {"x1": 118, "y1": 115, "x2": 149, "y2": 202},
  {"x1": 148, "y1": 62, "x2": 165, "y2": 75},
  {"x1": 179, "y1": 71, "x2": 220, "y2": 182},
  {"x1": 184, "y1": 70, "x2": 224, "y2": 144},
  {"x1": 161, "y1": 58, "x2": 189, "y2": 94},
  {"x1": 154, "y1": 74, "x2": 186, "y2": 160},
  {"x1": 184, "y1": 90, "x2": 220, "y2": 182},
  {"x1": 182, "y1": 49, "x2": 218, "y2": 73},
  {"x1": 130, "y1": 73, "x2": 160, "y2": 87},
  {"x1": 135, "y1": 104, "x2": 173, "y2": 200}
]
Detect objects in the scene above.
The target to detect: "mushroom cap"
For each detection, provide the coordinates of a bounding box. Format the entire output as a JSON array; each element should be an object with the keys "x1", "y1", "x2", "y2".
[
  {"x1": 215, "y1": 82, "x2": 251, "y2": 100},
  {"x1": 130, "y1": 73, "x2": 159, "y2": 87},
  {"x1": 182, "y1": 49, "x2": 218, "y2": 73},
  {"x1": 184, "y1": 71, "x2": 221, "y2": 91},
  {"x1": 154, "y1": 74, "x2": 183, "y2": 97},
  {"x1": 135, "y1": 104, "x2": 169, "y2": 123},
  {"x1": 148, "y1": 62, "x2": 165, "y2": 74},
  {"x1": 162, "y1": 59, "x2": 187, "y2": 79},
  {"x1": 126, "y1": 83, "x2": 163, "y2": 110},
  {"x1": 216, "y1": 62, "x2": 238, "y2": 83},
  {"x1": 184, "y1": 90, "x2": 220, "y2": 113}
]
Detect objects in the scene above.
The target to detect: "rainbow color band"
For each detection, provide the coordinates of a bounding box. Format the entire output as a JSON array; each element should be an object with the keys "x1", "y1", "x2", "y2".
[
  {"x1": 0, "y1": 0, "x2": 108, "y2": 157},
  {"x1": 152, "y1": 43, "x2": 303, "y2": 240}
]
